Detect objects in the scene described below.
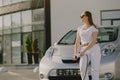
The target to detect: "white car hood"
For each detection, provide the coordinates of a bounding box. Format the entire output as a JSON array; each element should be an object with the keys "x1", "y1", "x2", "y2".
[{"x1": 53, "y1": 45, "x2": 74, "y2": 60}]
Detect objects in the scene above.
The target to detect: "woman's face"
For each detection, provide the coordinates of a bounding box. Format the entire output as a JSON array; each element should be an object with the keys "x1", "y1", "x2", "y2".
[{"x1": 80, "y1": 12, "x2": 88, "y2": 23}]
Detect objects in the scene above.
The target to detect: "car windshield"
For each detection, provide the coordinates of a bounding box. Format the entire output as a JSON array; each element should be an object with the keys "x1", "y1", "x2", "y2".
[
  {"x1": 58, "y1": 30, "x2": 76, "y2": 45},
  {"x1": 58, "y1": 27, "x2": 118, "y2": 45}
]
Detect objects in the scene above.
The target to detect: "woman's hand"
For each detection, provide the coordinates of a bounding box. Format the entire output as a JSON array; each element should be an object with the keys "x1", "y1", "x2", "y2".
[
  {"x1": 72, "y1": 55, "x2": 77, "y2": 61},
  {"x1": 79, "y1": 51, "x2": 85, "y2": 57}
]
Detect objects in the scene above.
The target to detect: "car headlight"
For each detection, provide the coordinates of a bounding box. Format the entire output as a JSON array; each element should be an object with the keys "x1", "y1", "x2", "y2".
[
  {"x1": 104, "y1": 73, "x2": 113, "y2": 80},
  {"x1": 102, "y1": 43, "x2": 116, "y2": 56},
  {"x1": 45, "y1": 46, "x2": 54, "y2": 57},
  {"x1": 40, "y1": 73, "x2": 44, "y2": 79}
]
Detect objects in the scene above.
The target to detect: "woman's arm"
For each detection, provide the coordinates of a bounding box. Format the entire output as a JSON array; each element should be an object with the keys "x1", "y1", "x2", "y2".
[
  {"x1": 80, "y1": 31, "x2": 98, "y2": 56},
  {"x1": 72, "y1": 32, "x2": 81, "y2": 60},
  {"x1": 74, "y1": 32, "x2": 81, "y2": 55}
]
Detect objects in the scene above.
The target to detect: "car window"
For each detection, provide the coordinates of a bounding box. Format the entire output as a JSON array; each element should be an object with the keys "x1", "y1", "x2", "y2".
[
  {"x1": 58, "y1": 27, "x2": 118, "y2": 45},
  {"x1": 98, "y1": 27, "x2": 118, "y2": 43},
  {"x1": 58, "y1": 30, "x2": 76, "y2": 45}
]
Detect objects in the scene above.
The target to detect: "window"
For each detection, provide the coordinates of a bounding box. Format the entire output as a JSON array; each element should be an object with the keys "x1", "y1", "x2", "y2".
[
  {"x1": 101, "y1": 10, "x2": 120, "y2": 26},
  {"x1": 22, "y1": 10, "x2": 32, "y2": 25},
  {"x1": 3, "y1": 14, "x2": 11, "y2": 29},
  {"x1": 32, "y1": 8, "x2": 45, "y2": 31},
  {"x1": 32, "y1": 8, "x2": 44, "y2": 22},
  {"x1": 3, "y1": 0, "x2": 11, "y2": 6},
  {"x1": 101, "y1": 20, "x2": 111, "y2": 26},
  {"x1": 21, "y1": 0, "x2": 31, "y2": 1},
  {"x1": 98, "y1": 27, "x2": 118, "y2": 42},
  {"x1": 22, "y1": 10, "x2": 32, "y2": 32},
  {"x1": 11, "y1": 0, "x2": 21, "y2": 4},
  {"x1": 58, "y1": 31, "x2": 76, "y2": 45},
  {"x1": 0, "y1": 16, "x2": 2, "y2": 29},
  {"x1": 12, "y1": 12, "x2": 21, "y2": 27},
  {"x1": 22, "y1": 26, "x2": 32, "y2": 32},
  {"x1": 0, "y1": 0, "x2": 2, "y2": 7},
  {"x1": 101, "y1": 11, "x2": 120, "y2": 19},
  {"x1": 58, "y1": 27, "x2": 118, "y2": 45},
  {"x1": 113, "y1": 21, "x2": 120, "y2": 26},
  {"x1": 12, "y1": 33, "x2": 21, "y2": 64}
]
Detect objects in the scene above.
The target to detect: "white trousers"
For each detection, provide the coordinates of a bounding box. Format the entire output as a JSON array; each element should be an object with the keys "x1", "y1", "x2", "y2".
[{"x1": 79, "y1": 44, "x2": 101, "y2": 80}]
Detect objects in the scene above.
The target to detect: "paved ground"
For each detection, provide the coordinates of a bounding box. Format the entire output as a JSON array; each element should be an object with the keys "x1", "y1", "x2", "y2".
[{"x1": 0, "y1": 66, "x2": 39, "y2": 80}]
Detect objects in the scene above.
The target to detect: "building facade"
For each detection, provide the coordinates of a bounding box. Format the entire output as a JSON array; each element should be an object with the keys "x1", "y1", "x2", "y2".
[{"x1": 0, "y1": 0, "x2": 46, "y2": 64}]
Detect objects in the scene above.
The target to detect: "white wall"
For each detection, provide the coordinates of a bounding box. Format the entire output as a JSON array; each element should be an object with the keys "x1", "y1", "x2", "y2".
[{"x1": 51, "y1": 0, "x2": 120, "y2": 45}]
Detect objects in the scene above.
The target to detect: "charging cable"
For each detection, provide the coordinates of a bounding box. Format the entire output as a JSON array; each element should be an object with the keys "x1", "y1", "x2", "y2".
[
  {"x1": 83, "y1": 54, "x2": 89, "y2": 80},
  {"x1": 74, "y1": 54, "x2": 89, "y2": 80}
]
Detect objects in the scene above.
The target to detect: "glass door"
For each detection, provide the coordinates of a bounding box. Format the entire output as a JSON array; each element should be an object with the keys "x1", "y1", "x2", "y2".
[
  {"x1": 0, "y1": 36, "x2": 3, "y2": 64},
  {"x1": 3, "y1": 35, "x2": 11, "y2": 64},
  {"x1": 11, "y1": 33, "x2": 21, "y2": 64}
]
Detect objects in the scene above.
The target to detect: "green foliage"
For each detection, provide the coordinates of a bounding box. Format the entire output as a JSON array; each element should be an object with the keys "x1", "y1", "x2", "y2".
[
  {"x1": 25, "y1": 35, "x2": 32, "y2": 53},
  {"x1": 32, "y1": 38, "x2": 39, "y2": 53}
]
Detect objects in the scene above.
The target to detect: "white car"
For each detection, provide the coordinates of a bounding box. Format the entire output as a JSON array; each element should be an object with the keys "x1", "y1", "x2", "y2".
[{"x1": 39, "y1": 25, "x2": 120, "y2": 80}]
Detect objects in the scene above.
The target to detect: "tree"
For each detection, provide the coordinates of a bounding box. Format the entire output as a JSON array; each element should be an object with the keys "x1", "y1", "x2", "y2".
[
  {"x1": 32, "y1": 38, "x2": 39, "y2": 64},
  {"x1": 25, "y1": 35, "x2": 32, "y2": 64}
]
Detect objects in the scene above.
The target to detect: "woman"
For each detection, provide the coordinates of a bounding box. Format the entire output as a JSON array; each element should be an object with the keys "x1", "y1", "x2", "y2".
[{"x1": 72, "y1": 11, "x2": 101, "y2": 80}]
